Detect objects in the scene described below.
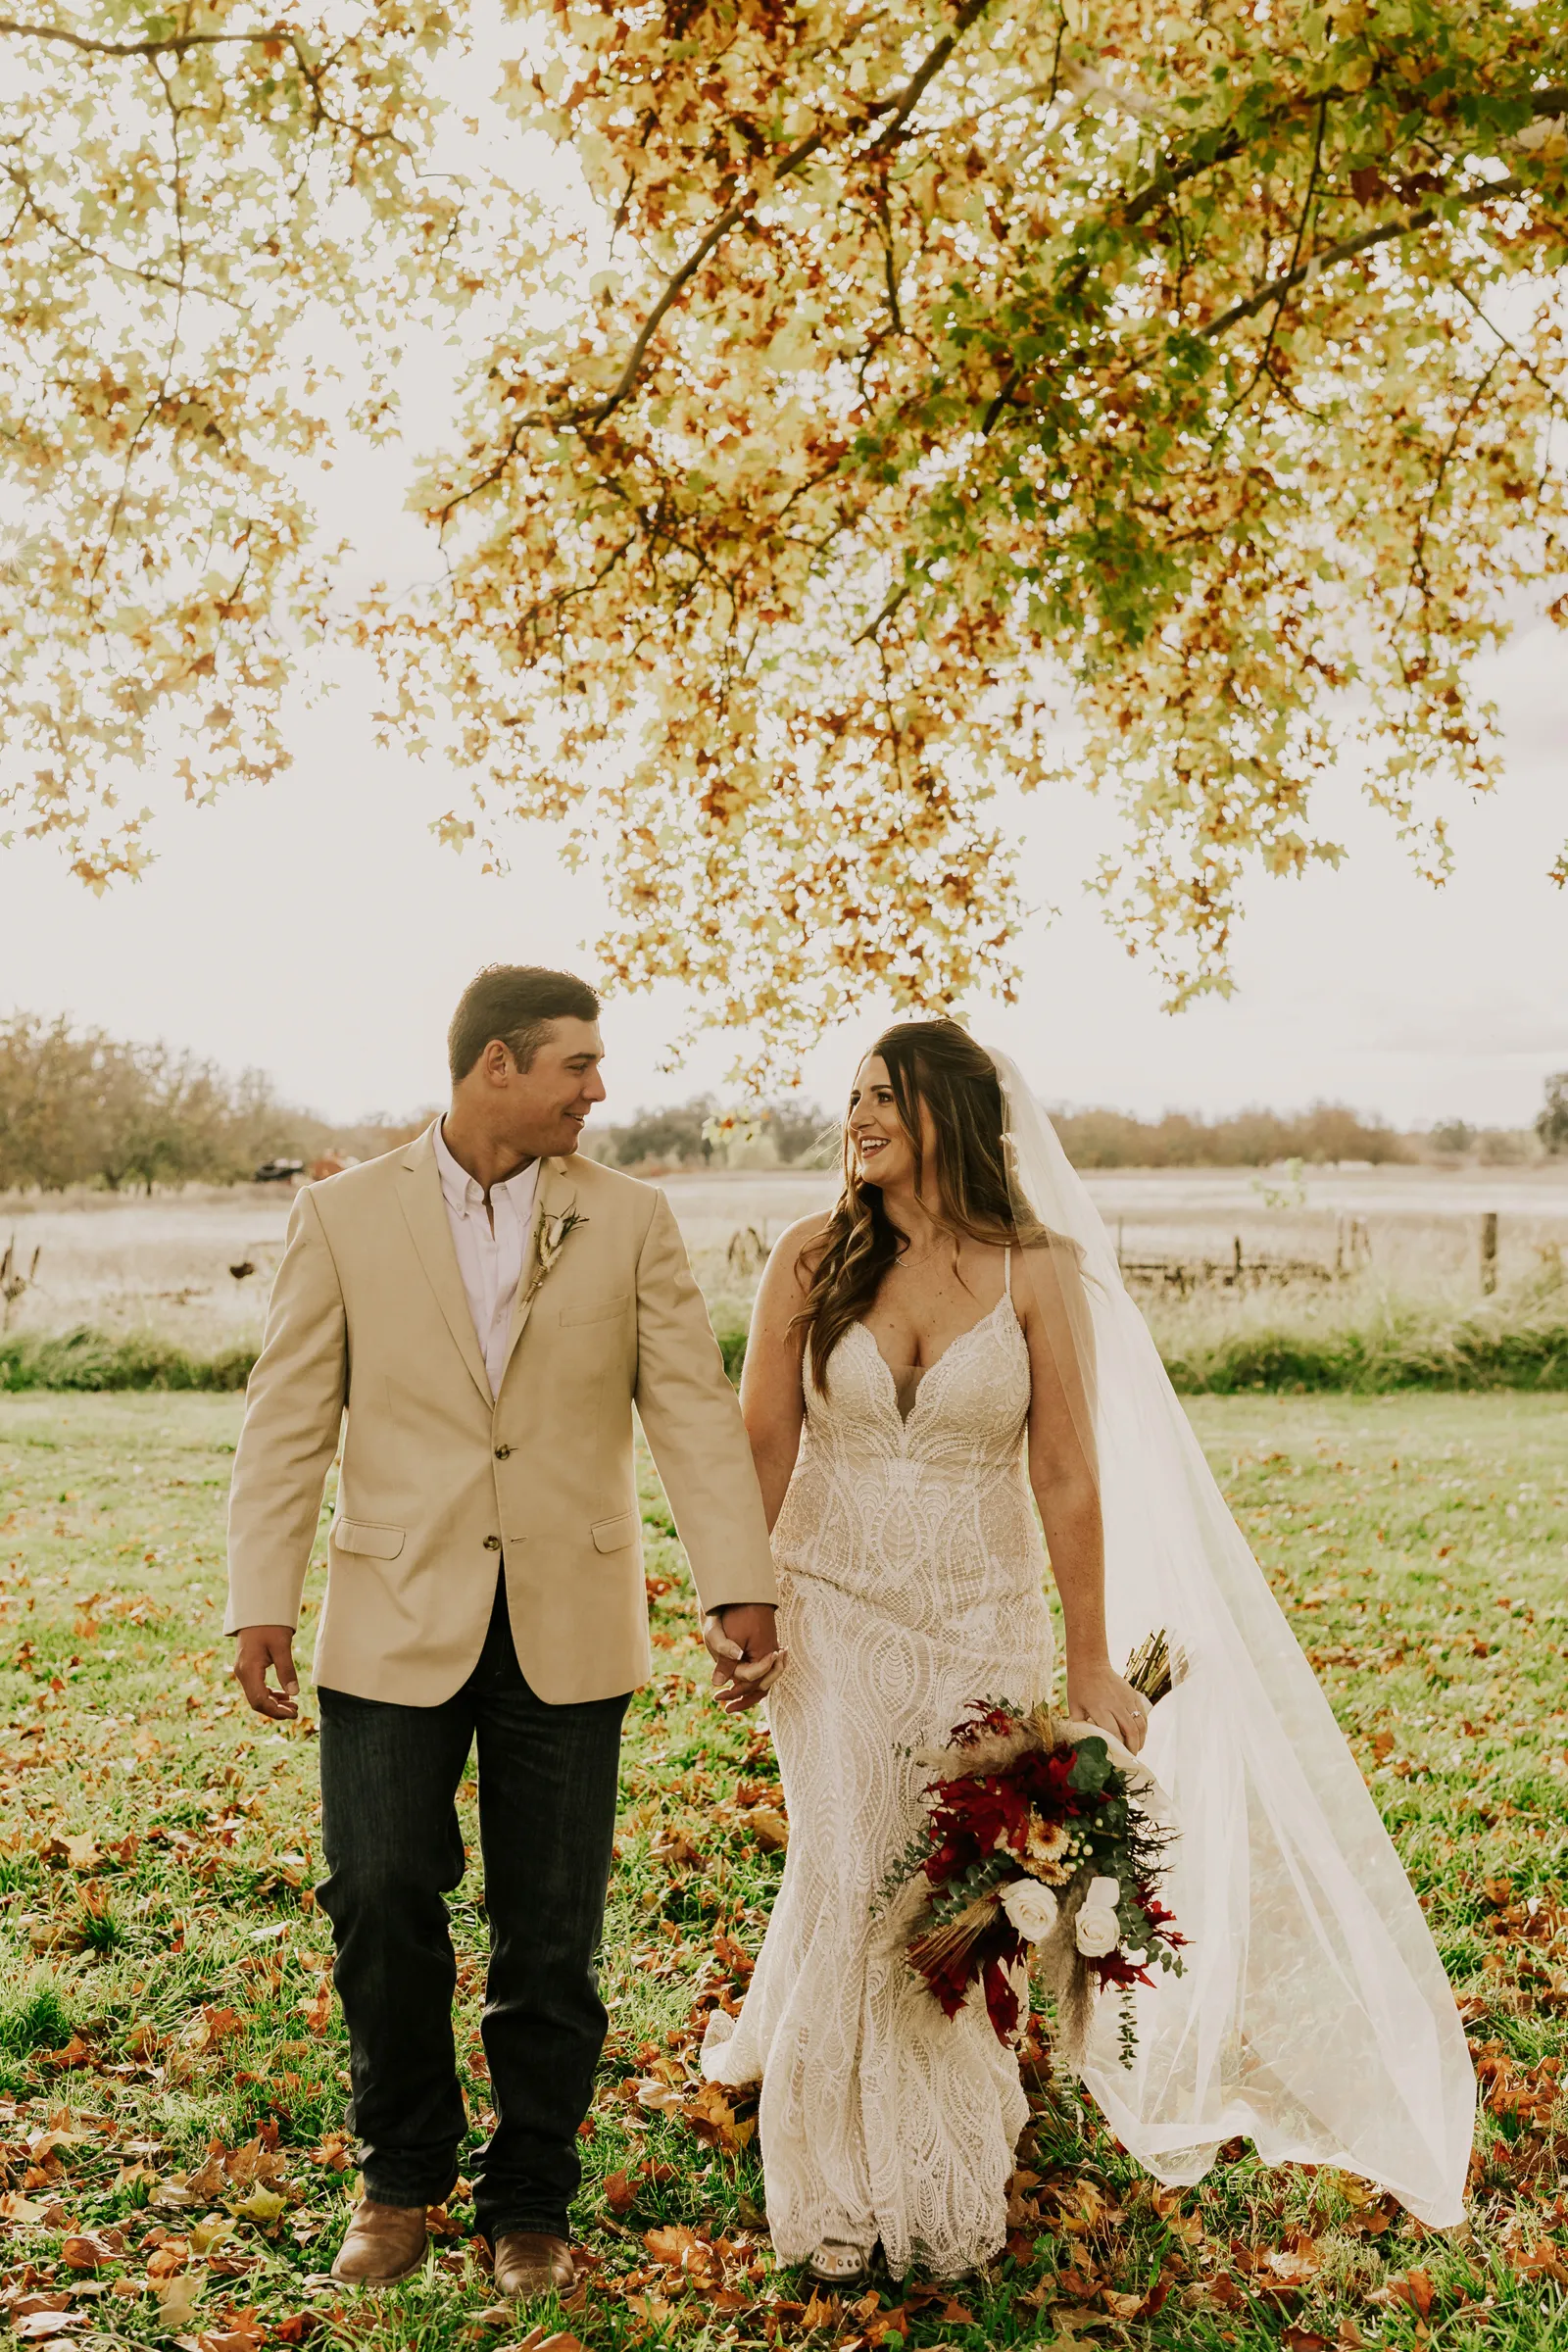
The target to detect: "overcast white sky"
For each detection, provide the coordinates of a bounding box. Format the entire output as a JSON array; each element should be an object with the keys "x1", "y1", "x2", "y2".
[{"x1": 0, "y1": 594, "x2": 1562, "y2": 1130}]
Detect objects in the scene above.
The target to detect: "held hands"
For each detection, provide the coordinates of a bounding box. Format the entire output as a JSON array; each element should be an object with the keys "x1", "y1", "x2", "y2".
[
  {"x1": 704, "y1": 1603, "x2": 786, "y2": 1716},
  {"x1": 237, "y1": 1610, "x2": 784, "y2": 1723},
  {"x1": 233, "y1": 1625, "x2": 301, "y2": 1721},
  {"x1": 1066, "y1": 1655, "x2": 1150, "y2": 1754}
]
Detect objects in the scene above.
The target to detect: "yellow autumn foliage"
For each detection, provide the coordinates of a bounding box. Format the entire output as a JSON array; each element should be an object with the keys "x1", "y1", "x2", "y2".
[
  {"x1": 5, "y1": 0, "x2": 1566, "y2": 1077},
  {"x1": 360, "y1": 0, "x2": 1568, "y2": 1075}
]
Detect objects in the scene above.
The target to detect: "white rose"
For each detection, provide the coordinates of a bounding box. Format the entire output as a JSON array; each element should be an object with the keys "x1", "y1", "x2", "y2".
[
  {"x1": 1000, "y1": 1879, "x2": 1059, "y2": 1942},
  {"x1": 1074, "y1": 1903, "x2": 1121, "y2": 1958},
  {"x1": 1087, "y1": 1875, "x2": 1121, "y2": 1909}
]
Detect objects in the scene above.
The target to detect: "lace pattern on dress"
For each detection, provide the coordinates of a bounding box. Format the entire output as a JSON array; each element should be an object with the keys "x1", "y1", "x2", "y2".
[{"x1": 703, "y1": 1287, "x2": 1054, "y2": 2277}]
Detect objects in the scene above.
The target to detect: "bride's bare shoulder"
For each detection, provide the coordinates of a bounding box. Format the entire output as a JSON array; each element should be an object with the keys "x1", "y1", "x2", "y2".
[
  {"x1": 758, "y1": 1210, "x2": 836, "y2": 1298},
  {"x1": 778, "y1": 1209, "x2": 834, "y2": 1248}
]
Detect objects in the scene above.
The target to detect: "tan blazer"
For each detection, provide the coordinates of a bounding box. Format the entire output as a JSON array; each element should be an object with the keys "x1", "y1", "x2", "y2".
[{"x1": 225, "y1": 1128, "x2": 776, "y2": 1705}]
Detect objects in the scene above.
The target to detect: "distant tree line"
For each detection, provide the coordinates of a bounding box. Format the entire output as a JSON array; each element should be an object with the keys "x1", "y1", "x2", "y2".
[
  {"x1": 592, "y1": 1094, "x2": 1417, "y2": 1172},
  {"x1": 1036, "y1": 1099, "x2": 1556, "y2": 1168},
  {"x1": 0, "y1": 1013, "x2": 429, "y2": 1192},
  {"x1": 588, "y1": 1095, "x2": 834, "y2": 1172},
  {"x1": 3, "y1": 1013, "x2": 1559, "y2": 1192},
  {"x1": 1051, "y1": 1101, "x2": 1411, "y2": 1170},
  {"x1": 595, "y1": 1091, "x2": 1558, "y2": 1174}
]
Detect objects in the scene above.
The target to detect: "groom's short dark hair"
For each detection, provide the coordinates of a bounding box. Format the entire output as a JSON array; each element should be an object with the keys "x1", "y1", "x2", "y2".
[{"x1": 448, "y1": 965, "x2": 601, "y2": 1082}]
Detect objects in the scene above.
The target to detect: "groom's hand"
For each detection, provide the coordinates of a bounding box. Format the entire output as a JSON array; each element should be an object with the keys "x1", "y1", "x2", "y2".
[
  {"x1": 704, "y1": 1603, "x2": 784, "y2": 1715},
  {"x1": 233, "y1": 1625, "x2": 301, "y2": 1721}
]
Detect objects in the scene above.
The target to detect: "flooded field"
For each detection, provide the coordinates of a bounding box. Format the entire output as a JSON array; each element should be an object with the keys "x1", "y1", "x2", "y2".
[
  {"x1": 676, "y1": 1163, "x2": 1568, "y2": 1284},
  {"x1": 2, "y1": 1161, "x2": 1565, "y2": 1349}
]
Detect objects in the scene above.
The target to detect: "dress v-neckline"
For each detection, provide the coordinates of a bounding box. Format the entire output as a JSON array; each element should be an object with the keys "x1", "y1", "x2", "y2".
[{"x1": 852, "y1": 1293, "x2": 1017, "y2": 1428}]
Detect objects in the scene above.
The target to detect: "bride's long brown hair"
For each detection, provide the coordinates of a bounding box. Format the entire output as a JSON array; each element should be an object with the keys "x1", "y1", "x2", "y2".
[{"x1": 795, "y1": 1019, "x2": 1032, "y2": 1390}]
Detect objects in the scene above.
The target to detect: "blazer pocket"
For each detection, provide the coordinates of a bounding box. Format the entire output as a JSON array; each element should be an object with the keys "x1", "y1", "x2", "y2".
[
  {"x1": 561, "y1": 1293, "x2": 632, "y2": 1328},
  {"x1": 591, "y1": 1513, "x2": 637, "y2": 1553},
  {"x1": 335, "y1": 1518, "x2": 406, "y2": 1561}
]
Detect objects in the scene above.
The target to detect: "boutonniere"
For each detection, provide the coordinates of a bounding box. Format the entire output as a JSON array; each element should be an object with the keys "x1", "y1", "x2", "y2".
[{"x1": 522, "y1": 1205, "x2": 588, "y2": 1309}]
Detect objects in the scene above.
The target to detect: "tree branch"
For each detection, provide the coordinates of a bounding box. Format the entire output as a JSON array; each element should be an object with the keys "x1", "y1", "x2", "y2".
[
  {"x1": 1404, "y1": 350, "x2": 1503, "y2": 607},
  {"x1": 863, "y1": 0, "x2": 995, "y2": 153},
  {"x1": 0, "y1": 14, "x2": 298, "y2": 57},
  {"x1": 853, "y1": 575, "x2": 917, "y2": 644},
  {"x1": 1120, "y1": 80, "x2": 1567, "y2": 231},
  {"x1": 580, "y1": 139, "x2": 824, "y2": 429},
  {"x1": 1, "y1": 154, "x2": 214, "y2": 298},
  {"x1": 981, "y1": 365, "x2": 1020, "y2": 435},
  {"x1": 581, "y1": 0, "x2": 994, "y2": 430},
  {"x1": 1201, "y1": 175, "x2": 1527, "y2": 339},
  {"x1": 1446, "y1": 273, "x2": 1568, "y2": 420},
  {"x1": 1121, "y1": 125, "x2": 1246, "y2": 229},
  {"x1": 1208, "y1": 93, "x2": 1328, "y2": 443},
  {"x1": 430, "y1": 0, "x2": 1001, "y2": 519}
]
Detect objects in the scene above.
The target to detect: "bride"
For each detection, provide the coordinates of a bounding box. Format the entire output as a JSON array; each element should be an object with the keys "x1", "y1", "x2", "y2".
[{"x1": 703, "y1": 1020, "x2": 1474, "y2": 2283}]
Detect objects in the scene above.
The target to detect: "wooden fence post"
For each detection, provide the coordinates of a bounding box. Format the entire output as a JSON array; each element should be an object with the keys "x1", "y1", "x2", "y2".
[{"x1": 1481, "y1": 1212, "x2": 1498, "y2": 1296}]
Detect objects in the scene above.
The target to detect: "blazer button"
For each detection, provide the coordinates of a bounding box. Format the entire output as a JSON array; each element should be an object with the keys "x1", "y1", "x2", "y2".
[
  {"x1": 483, "y1": 1535, "x2": 502, "y2": 1551},
  {"x1": 494, "y1": 1445, "x2": 512, "y2": 1459}
]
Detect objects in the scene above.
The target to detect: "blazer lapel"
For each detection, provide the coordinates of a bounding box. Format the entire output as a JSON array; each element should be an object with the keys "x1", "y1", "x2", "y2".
[
  {"x1": 396, "y1": 1125, "x2": 493, "y2": 1409},
  {"x1": 498, "y1": 1157, "x2": 576, "y2": 1389}
]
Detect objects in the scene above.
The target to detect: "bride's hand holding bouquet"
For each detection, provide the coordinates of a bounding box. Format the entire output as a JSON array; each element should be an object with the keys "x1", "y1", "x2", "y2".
[{"x1": 1065, "y1": 1651, "x2": 1150, "y2": 1754}]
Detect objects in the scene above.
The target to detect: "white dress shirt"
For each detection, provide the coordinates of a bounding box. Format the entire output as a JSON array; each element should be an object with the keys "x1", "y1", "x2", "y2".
[{"x1": 432, "y1": 1118, "x2": 541, "y2": 1399}]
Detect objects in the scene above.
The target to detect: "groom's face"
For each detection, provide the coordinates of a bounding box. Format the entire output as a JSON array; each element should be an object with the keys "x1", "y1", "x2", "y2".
[{"x1": 504, "y1": 1016, "x2": 607, "y2": 1157}]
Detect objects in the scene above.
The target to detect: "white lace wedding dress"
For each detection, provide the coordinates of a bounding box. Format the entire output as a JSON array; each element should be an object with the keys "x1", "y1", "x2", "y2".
[{"x1": 702, "y1": 1260, "x2": 1054, "y2": 2277}]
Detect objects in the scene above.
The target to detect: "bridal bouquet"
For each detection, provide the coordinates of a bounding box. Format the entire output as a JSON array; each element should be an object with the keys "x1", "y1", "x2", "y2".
[{"x1": 881, "y1": 1683, "x2": 1185, "y2": 2067}]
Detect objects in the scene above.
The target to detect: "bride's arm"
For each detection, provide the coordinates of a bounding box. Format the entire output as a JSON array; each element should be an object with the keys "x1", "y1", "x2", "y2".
[
  {"x1": 739, "y1": 1215, "x2": 821, "y2": 1531},
  {"x1": 1018, "y1": 1241, "x2": 1149, "y2": 1754}
]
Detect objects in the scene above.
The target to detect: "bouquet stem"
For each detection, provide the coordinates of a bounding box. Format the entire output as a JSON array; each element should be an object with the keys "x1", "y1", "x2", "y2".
[{"x1": 1124, "y1": 1627, "x2": 1173, "y2": 1706}]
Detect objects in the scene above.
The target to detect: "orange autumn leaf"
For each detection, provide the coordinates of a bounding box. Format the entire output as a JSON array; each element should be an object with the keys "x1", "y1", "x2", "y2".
[
  {"x1": 643, "y1": 2222, "x2": 708, "y2": 2271},
  {"x1": 60, "y1": 2234, "x2": 114, "y2": 2272},
  {"x1": 683, "y1": 2079, "x2": 757, "y2": 2152},
  {"x1": 1377, "y1": 2269, "x2": 1436, "y2": 2319}
]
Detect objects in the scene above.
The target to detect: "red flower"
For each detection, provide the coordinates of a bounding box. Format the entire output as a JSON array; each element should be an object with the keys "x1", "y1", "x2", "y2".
[
  {"x1": 982, "y1": 1958, "x2": 1020, "y2": 2041},
  {"x1": 899, "y1": 1702, "x2": 1182, "y2": 2057},
  {"x1": 1089, "y1": 1948, "x2": 1154, "y2": 1990},
  {"x1": 922, "y1": 1770, "x2": 1034, "y2": 1884},
  {"x1": 1136, "y1": 1891, "x2": 1188, "y2": 1949},
  {"x1": 951, "y1": 1705, "x2": 1020, "y2": 1748}
]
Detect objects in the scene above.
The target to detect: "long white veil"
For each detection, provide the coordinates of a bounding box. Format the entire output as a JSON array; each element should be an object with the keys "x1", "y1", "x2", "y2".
[{"x1": 989, "y1": 1047, "x2": 1474, "y2": 2228}]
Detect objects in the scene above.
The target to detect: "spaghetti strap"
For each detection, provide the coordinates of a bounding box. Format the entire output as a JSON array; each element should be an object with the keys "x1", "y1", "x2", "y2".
[{"x1": 1003, "y1": 1246, "x2": 1011, "y2": 1298}]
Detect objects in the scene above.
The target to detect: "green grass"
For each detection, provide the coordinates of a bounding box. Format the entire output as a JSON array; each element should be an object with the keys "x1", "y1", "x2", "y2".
[
  {"x1": 0, "y1": 1325, "x2": 254, "y2": 1392},
  {"x1": 10, "y1": 1285, "x2": 1568, "y2": 1396},
  {"x1": 0, "y1": 1392, "x2": 1565, "y2": 2349},
  {"x1": 1152, "y1": 1286, "x2": 1568, "y2": 1394}
]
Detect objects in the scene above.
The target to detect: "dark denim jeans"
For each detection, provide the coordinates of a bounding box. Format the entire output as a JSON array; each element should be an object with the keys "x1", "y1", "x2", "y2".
[{"x1": 317, "y1": 1575, "x2": 627, "y2": 2245}]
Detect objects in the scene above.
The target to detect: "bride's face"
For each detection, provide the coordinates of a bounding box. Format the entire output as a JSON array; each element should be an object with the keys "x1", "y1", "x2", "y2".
[{"x1": 848, "y1": 1054, "x2": 934, "y2": 1193}]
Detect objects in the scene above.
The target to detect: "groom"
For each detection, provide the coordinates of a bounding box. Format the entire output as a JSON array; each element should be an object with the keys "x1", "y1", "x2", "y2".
[{"x1": 225, "y1": 965, "x2": 780, "y2": 2296}]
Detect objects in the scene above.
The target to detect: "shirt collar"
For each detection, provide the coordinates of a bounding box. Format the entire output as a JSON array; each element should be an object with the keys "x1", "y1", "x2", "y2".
[{"x1": 433, "y1": 1118, "x2": 540, "y2": 1215}]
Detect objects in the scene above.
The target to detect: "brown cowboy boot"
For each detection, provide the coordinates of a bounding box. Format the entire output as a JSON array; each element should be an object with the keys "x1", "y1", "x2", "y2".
[
  {"x1": 330, "y1": 2198, "x2": 430, "y2": 2285},
  {"x1": 492, "y1": 2230, "x2": 574, "y2": 2301}
]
